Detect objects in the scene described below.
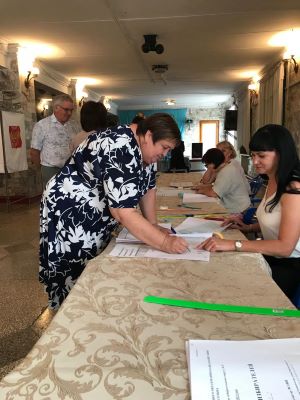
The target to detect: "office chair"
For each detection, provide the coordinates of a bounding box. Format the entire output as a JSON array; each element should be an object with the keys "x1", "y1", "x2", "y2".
[{"x1": 248, "y1": 175, "x2": 265, "y2": 206}]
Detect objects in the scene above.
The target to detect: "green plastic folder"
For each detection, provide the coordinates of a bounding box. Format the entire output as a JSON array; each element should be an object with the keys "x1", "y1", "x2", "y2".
[{"x1": 144, "y1": 296, "x2": 300, "y2": 318}]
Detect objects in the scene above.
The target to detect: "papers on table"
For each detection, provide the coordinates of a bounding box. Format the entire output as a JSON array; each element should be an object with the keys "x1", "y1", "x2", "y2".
[
  {"x1": 110, "y1": 220, "x2": 211, "y2": 261},
  {"x1": 175, "y1": 217, "x2": 225, "y2": 235},
  {"x1": 110, "y1": 237, "x2": 210, "y2": 261},
  {"x1": 186, "y1": 338, "x2": 300, "y2": 400},
  {"x1": 169, "y1": 181, "x2": 194, "y2": 188},
  {"x1": 156, "y1": 187, "x2": 193, "y2": 197},
  {"x1": 146, "y1": 236, "x2": 209, "y2": 261},
  {"x1": 183, "y1": 192, "x2": 218, "y2": 203},
  {"x1": 109, "y1": 244, "x2": 149, "y2": 257},
  {"x1": 116, "y1": 223, "x2": 171, "y2": 244}
]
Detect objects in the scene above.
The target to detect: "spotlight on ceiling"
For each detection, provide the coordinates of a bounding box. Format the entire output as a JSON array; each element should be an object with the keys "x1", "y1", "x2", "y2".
[
  {"x1": 142, "y1": 34, "x2": 164, "y2": 54},
  {"x1": 164, "y1": 99, "x2": 176, "y2": 106}
]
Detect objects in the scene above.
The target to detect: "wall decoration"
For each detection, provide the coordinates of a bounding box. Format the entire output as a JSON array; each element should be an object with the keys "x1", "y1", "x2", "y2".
[{"x1": 0, "y1": 111, "x2": 28, "y2": 173}]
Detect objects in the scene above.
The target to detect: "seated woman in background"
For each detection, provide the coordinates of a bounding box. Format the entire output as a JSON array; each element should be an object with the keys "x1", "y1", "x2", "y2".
[
  {"x1": 197, "y1": 124, "x2": 300, "y2": 304},
  {"x1": 200, "y1": 140, "x2": 249, "y2": 191},
  {"x1": 194, "y1": 148, "x2": 250, "y2": 213},
  {"x1": 71, "y1": 101, "x2": 108, "y2": 151}
]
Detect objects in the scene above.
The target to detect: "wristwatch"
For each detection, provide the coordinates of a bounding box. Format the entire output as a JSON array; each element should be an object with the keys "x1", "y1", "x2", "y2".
[{"x1": 235, "y1": 240, "x2": 243, "y2": 251}]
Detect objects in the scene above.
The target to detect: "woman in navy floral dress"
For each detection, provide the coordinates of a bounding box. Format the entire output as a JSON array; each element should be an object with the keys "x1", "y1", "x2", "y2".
[{"x1": 39, "y1": 113, "x2": 189, "y2": 309}]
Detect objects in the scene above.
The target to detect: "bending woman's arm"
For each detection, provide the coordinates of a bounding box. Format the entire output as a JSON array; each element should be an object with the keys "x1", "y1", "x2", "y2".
[
  {"x1": 138, "y1": 187, "x2": 157, "y2": 224},
  {"x1": 110, "y1": 207, "x2": 188, "y2": 254},
  {"x1": 197, "y1": 192, "x2": 300, "y2": 257}
]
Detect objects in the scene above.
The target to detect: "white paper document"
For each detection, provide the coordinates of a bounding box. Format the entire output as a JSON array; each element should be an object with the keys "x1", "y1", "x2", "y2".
[
  {"x1": 145, "y1": 237, "x2": 210, "y2": 261},
  {"x1": 186, "y1": 338, "x2": 300, "y2": 400},
  {"x1": 156, "y1": 187, "x2": 193, "y2": 197},
  {"x1": 169, "y1": 181, "x2": 194, "y2": 188},
  {"x1": 109, "y1": 244, "x2": 149, "y2": 257},
  {"x1": 116, "y1": 223, "x2": 171, "y2": 243},
  {"x1": 110, "y1": 237, "x2": 210, "y2": 261},
  {"x1": 182, "y1": 193, "x2": 218, "y2": 203},
  {"x1": 175, "y1": 217, "x2": 225, "y2": 235},
  {"x1": 183, "y1": 192, "x2": 218, "y2": 203}
]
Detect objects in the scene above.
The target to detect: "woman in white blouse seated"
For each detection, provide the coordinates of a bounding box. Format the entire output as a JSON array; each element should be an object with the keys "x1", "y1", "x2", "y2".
[
  {"x1": 194, "y1": 148, "x2": 250, "y2": 213},
  {"x1": 197, "y1": 125, "x2": 300, "y2": 304},
  {"x1": 200, "y1": 141, "x2": 249, "y2": 192}
]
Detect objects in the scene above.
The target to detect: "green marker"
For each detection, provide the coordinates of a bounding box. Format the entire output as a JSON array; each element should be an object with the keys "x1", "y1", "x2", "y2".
[{"x1": 144, "y1": 296, "x2": 300, "y2": 318}]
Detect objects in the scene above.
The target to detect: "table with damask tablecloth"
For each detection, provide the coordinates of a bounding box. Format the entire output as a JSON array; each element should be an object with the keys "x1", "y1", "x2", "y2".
[{"x1": 1, "y1": 173, "x2": 298, "y2": 399}]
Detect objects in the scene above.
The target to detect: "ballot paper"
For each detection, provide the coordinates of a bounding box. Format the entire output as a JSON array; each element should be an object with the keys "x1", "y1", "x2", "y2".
[
  {"x1": 110, "y1": 236, "x2": 210, "y2": 261},
  {"x1": 183, "y1": 193, "x2": 218, "y2": 203},
  {"x1": 175, "y1": 217, "x2": 225, "y2": 235},
  {"x1": 116, "y1": 223, "x2": 171, "y2": 243},
  {"x1": 145, "y1": 236, "x2": 210, "y2": 261},
  {"x1": 156, "y1": 187, "x2": 193, "y2": 197},
  {"x1": 169, "y1": 181, "x2": 194, "y2": 188},
  {"x1": 186, "y1": 338, "x2": 300, "y2": 400}
]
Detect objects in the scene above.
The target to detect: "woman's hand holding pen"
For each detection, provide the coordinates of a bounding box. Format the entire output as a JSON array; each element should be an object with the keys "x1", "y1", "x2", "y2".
[
  {"x1": 160, "y1": 231, "x2": 189, "y2": 254},
  {"x1": 221, "y1": 215, "x2": 249, "y2": 232},
  {"x1": 153, "y1": 223, "x2": 173, "y2": 235}
]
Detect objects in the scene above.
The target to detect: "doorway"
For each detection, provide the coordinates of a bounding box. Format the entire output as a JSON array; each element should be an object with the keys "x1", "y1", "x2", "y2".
[{"x1": 199, "y1": 120, "x2": 219, "y2": 155}]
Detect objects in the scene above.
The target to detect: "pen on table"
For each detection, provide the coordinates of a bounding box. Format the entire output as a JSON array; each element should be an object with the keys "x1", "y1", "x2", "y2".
[{"x1": 213, "y1": 232, "x2": 224, "y2": 239}]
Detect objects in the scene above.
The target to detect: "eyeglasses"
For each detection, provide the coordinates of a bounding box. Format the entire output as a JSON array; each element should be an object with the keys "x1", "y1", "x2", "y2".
[{"x1": 58, "y1": 105, "x2": 74, "y2": 113}]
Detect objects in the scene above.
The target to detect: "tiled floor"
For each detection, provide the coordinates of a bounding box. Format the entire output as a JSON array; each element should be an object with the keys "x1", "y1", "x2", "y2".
[{"x1": 0, "y1": 201, "x2": 54, "y2": 380}]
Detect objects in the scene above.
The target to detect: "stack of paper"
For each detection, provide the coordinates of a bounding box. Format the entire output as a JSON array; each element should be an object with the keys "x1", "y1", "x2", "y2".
[
  {"x1": 175, "y1": 217, "x2": 225, "y2": 235},
  {"x1": 186, "y1": 338, "x2": 300, "y2": 399},
  {"x1": 169, "y1": 181, "x2": 194, "y2": 188},
  {"x1": 116, "y1": 223, "x2": 171, "y2": 244},
  {"x1": 183, "y1": 193, "x2": 218, "y2": 203}
]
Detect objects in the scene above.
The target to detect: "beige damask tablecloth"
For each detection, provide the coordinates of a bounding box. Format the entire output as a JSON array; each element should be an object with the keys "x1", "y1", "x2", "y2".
[{"x1": 1, "y1": 230, "x2": 299, "y2": 399}]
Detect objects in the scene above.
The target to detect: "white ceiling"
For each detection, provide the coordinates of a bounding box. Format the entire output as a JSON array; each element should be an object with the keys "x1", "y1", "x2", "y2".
[{"x1": 1, "y1": 0, "x2": 300, "y2": 109}]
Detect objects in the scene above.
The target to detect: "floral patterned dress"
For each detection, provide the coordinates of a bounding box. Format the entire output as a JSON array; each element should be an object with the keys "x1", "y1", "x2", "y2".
[{"x1": 39, "y1": 125, "x2": 156, "y2": 309}]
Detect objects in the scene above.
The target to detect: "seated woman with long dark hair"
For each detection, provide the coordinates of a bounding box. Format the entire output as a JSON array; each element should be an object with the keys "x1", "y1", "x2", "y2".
[{"x1": 197, "y1": 124, "x2": 300, "y2": 304}]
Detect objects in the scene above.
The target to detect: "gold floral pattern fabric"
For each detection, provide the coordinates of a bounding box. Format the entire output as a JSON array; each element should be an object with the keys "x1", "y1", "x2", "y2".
[{"x1": 1, "y1": 234, "x2": 299, "y2": 400}]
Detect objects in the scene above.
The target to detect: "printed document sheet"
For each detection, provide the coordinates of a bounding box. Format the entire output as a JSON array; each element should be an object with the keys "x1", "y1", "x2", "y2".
[
  {"x1": 110, "y1": 237, "x2": 210, "y2": 261},
  {"x1": 175, "y1": 217, "x2": 225, "y2": 234},
  {"x1": 186, "y1": 338, "x2": 300, "y2": 400},
  {"x1": 169, "y1": 181, "x2": 194, "y2": 188},
  {"x1": 183, "y1": 193, "x2": 218, "y2": 203},
  {"x1": 156, "y1": 187, "x2": 193, "y2": 197}
]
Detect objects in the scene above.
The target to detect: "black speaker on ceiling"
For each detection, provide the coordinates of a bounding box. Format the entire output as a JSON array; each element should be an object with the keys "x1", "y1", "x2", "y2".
[
  {"x1": 191, "y1": 142, "x2": 203, "y2": 158},
  {"x1": 224, "y1": 110, "x2": 238, "y2": 131}
]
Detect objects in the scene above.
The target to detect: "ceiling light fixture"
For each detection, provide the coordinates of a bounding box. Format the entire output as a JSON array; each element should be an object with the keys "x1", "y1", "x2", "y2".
[
  {"x1": 100, "y1": 96, "x2": 111, "y2": 111},
  {"x1": 24, "y1": 67, "x2": 39, "y2": 89},
  {"x1": 79, "y1": 92, "x2": 88, "y2": 107},
  {"x1": 165, "y1": 99, "x2": 175, "y2": 106},
  {"x1": 142, "y1": 34, "x2": 164, "y2": 54},
  {"x1": 248, "y1": 81, "x2": 259, "y2": 106}
]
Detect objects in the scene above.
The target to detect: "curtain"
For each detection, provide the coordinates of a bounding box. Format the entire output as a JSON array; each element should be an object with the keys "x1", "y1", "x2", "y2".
[
  {"x1": 118, "y1": 109, "x2": 187, "y2": 137},
  {"x1": 258, "y1": 62, "x2": 284, "y2": 126},
  {"x1": 236, "y1": 87, "x2": 251, "y2": 152}
]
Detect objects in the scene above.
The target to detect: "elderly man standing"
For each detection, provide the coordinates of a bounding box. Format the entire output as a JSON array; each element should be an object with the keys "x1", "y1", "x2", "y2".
[{"x1": 30, "y1": 94, "x2": 80, "y2": 188}]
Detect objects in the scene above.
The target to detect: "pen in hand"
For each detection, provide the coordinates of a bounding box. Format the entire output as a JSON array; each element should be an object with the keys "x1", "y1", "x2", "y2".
[{"x1": 171, "y1": 227, "x2": 177, "y2": 234}]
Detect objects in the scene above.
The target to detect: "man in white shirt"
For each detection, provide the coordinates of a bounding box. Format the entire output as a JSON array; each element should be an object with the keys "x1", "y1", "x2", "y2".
[{"x1": 30, "y1": 94, "x2": 80, "y2": 188}]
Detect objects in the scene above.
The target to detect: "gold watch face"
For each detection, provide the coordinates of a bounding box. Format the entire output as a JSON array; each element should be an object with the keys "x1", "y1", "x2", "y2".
[{"x1": 235, "y1": 241, "x2": 242, "y2": 250}]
